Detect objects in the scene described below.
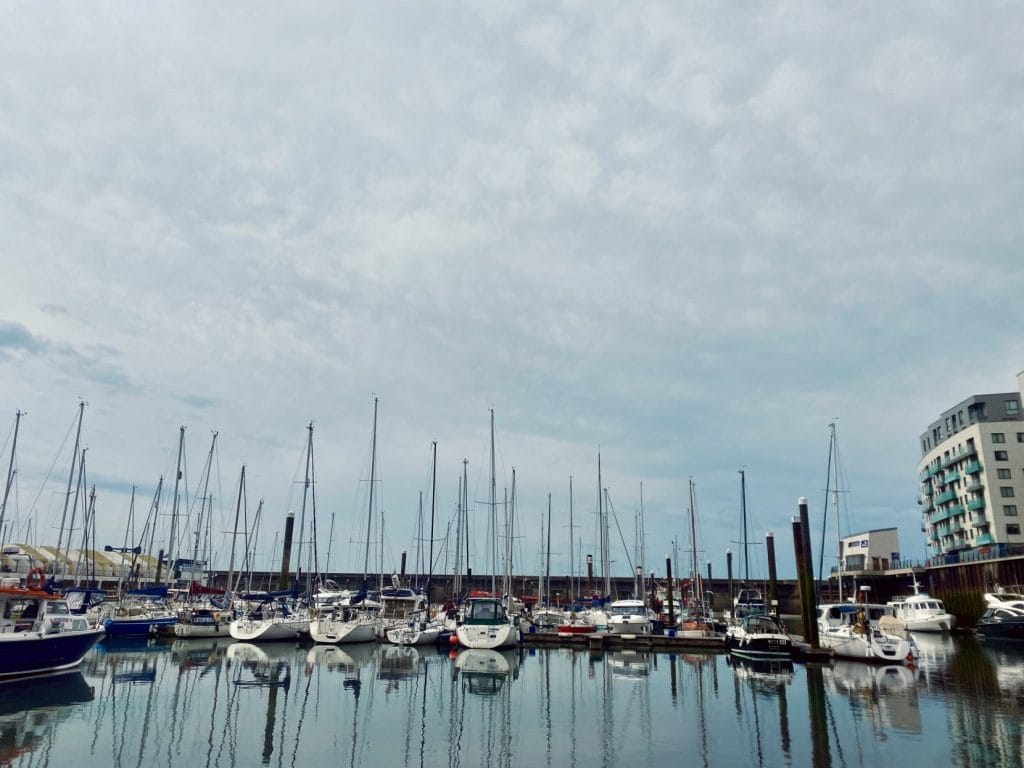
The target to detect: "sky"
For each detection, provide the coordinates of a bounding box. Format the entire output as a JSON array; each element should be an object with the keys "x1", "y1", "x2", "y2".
[{"x1": 2, "y1": 2, "x2": 1023, "y2": 587}]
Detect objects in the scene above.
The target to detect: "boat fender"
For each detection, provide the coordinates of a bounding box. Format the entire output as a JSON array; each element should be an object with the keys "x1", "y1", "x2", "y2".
[{"x1": 26, "y1": 567, "x2": 45, "y2": 590}]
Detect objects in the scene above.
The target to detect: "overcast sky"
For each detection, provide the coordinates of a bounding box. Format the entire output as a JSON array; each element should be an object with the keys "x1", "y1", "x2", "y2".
[{"x1": 2, "y1": 2, "x2": 1023, "y2": 588}]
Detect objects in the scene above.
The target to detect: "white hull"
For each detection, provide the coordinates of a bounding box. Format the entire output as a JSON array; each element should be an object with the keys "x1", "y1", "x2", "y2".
[
  {"x1": 606, "y1": 617, "x2": 652, "y2": 635},
  {"x1": 456, "y1": 622, "x2": 520, "y2": 650},
  {"x1": 309, "y1": 615, "x2": 378, "y2": 644},
  {"x1": 386, "y1": 622, "x2": 442, "y2": 646},
  {"x1": 819, "y1": 627, "x2": 916, "y2": 663},
  {"x1": 902, "y1": 615, "x2": 955, "y2": 633},
  {"x1": 174, "y1": 621, "x2": 231, "y2": 638},
  {"x1": 229, "y1": 616, "x2": 309, "y2": 642}
]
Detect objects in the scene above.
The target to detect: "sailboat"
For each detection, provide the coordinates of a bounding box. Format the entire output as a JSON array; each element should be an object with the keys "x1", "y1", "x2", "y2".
[
  {"x1": 732, "y1": 469, "x2": 767, "y2": 620},
  {"x1": 310, "y1": 405, "x2": 380, "y2": 645},
  {"x1": 456, "y1": 410, "x2": 521, "y2": 650},
  {"x1": 814, "y1": 423, "x2": 917, "y2": 664},
  {"x1": 386, "y1": 441, "x2": 444, "y2": 646}
]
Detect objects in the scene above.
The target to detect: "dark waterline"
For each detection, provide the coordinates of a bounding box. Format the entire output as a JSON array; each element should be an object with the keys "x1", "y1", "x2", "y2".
[{"x1": 1, "y1": 632, "x2": 1021, "y2": 767}]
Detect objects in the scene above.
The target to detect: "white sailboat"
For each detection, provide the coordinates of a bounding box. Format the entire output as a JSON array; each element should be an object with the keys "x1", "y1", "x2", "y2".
[
  {"x1": 311, "y1": 401, "x2": 381, "y2": 645},
  {"x1": 456, "y1": 411, "x2": 520, "y2": 650}
]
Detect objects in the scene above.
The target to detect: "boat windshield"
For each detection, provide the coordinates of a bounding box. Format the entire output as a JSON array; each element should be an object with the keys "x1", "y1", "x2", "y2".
[{"x1": 466, "y1": 600, "x2": 506, "y2": 621}]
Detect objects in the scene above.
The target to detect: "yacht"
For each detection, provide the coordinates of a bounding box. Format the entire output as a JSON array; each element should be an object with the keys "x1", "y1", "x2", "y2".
[
  {"x1": 817, "y1": 602, "x2": 917, "y2": 664},
  {"x1": 605, "y1": 598, "x2": 654, "y2": 635},
  {"x1": 726, "y1": 612, "x2": 793, "y2": 659},
  {"x1": 976, "y1": 605, "x2": 1024, "y2": 641},
  {"x1": 455, "y1": 597, "x2": 520, "y2": 649},
  {"x1": 886, "y1": 583, "x2": 956, "y2": 632}
]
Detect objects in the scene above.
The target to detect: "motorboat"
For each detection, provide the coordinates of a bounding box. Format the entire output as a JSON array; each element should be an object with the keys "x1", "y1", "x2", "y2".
[
  {"x1": 886, "y1": 581, "x2": 956, "y2": 632},
  {"x1": 0, "y1": 582, "x2": 105, "y2": 678},
  {"x1": 976, "y1": 606, "x2": 1024, "y2": 641},
  {"x1": 983, "y1": 585, "x2": 1024, "y2": 612},
  {"x1": 605, "y1": 599, "x2": 653, "y2": 636},
  {"x1": 726, "y1": 612, "x2": 793, "y2": 659},
  {"x1": 455, "y1": 597, "x2": 520, "y2": 649},
  {"x1": 733, "y1": 586, "x2": 767, "y2": 620},
  {"x1": 817, "y1": 603, "x2": 918, "y2": 664}
]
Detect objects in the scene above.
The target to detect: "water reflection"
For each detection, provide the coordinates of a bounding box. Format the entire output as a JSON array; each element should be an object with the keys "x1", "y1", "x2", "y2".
[
  {"x1": 3, "y1": 636, "x2": 1024, "y2": 767},
  {"x1": 0, "y1": 671, "x2": 94, "y2": 764}
]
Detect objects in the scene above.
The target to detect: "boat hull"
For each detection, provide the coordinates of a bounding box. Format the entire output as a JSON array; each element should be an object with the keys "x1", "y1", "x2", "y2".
[
  {"x1": 309, "y1": 616, "x2": 377, "y2": 645},
  {"x1": 229, "y1": 617, "x2": 309, "y2": 642},
  {"x1": 102, "y1": 615, "x2": 177, "y2": 638},
  {"x1": 0, "y1": 627, "x2": 105, "y2": 678},
  {"x1": 456, "y1": 622, "x2": 520, "y2": 650}
]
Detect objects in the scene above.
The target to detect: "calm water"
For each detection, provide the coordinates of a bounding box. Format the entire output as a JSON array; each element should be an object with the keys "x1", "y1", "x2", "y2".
[{"x1": 1, "y1": 632, "x2": 1022, "y2": 767}]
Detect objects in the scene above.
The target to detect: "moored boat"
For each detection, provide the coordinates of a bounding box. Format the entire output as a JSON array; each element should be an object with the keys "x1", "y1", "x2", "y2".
[
  {"x1": 976, "y1": 606, "x2": 1024, "y2": 641},
  {"x1": 455, "y1": 597, "x2": 520, "y2": 649},
  {"x1": 726, "y1": 612, "x2": 793, "y2": 659},
  {"x1": 886, "y1": 580, "x2": 956, "y2": 632},
  {"x1": 0, "y1": 582, "x2": 105, "y2": 678}
]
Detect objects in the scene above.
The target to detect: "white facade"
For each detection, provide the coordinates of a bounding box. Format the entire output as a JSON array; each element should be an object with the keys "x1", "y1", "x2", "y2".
[
  {"x1": 839, "y1": 527, "x2": 900, "y2": 572},
  {"x1": 918, "y1": 371, "x2": 1024, "y2": 561}
]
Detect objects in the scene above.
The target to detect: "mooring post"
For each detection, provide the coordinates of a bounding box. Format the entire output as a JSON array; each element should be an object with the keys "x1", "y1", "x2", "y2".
[
  {"x1": 279, "y1": 511, "x2": 295, "y2": 591},
  {"x1": 766, "y1": 531, "x2": 778, "y2": 614}
]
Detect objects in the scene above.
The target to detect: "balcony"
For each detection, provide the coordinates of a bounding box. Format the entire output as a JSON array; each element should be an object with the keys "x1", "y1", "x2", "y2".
[
  {"x1": 921, "y1": 499, "x2": 934, "y2": 513},
  {"x1": 963, "y1": 460, "x2": 983, "y2": 475},
  {"x1": 944, "y1": 471, "x2": 961, "y2": 484},
  {"x1": 935, "y1": 490, "x2": 957, "y2": 504},
  {"x1": 965, "y1": 478, "x2": 984, "y2": 492},
  {"x1": 967, "y1": 497, "x2": 986, "y2": 511},
  {"x1": 972, "y1": 514, "x2": 989, "y2": 527},
  {"x1": 929, "y1": 508, "x2": 951, "y2": 525},
  {"x1": 976, "y1": 533, "x2": 995, "y2": 546},
  {"x1": 948, "y1": 504, "x2": 965, "y2": 517}
]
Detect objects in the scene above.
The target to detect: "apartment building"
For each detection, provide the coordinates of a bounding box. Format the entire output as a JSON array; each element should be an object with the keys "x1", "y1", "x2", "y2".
[{"x1": 918, "y1": 370, "x2": 1024, "y2": 562}]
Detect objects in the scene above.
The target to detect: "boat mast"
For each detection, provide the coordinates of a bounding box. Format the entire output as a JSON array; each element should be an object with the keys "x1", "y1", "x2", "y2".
[
  {"x1": 165, "y1": 425, "x2": 186, "y2": 586},
  {"x1": 362, "y1": 397, "x2": 379, "y2": 587},
  {"x1": 489, "y1": 409, "x2": 497, "y2": 596},
  {"x1": 568, "y1": 476, "x2": 575, "y2": 606},
  {"x1": 296, "y1": 422, "x2": 313, "y2": 589},
  {"x1": 688, "y1": 478, "x2": 701, "y2": 605},
  {"x1": 462, "y1": 458, "x2": 469, "y2": 595},
  {"x1": 225, "y1": 465, "x2": 245, "y2": 597},
  {"x1": 545, "y1": 492, "x2": 552, "y2": 606},
  {"x1": 192, "y1": 432, "x2": 218, "y2": 587},
  {"x1": 425, "y1": 439, "x2": 437, "y2": 605},
  {"x1": 53, "y1": 400, "x2": 85, "y2": 581},
  {"x1": 0, "y1": 410, "x2": 23, "y2": 551},
  {"x1": 740, "y1": 468, "x2": 749, "y2": 582}
]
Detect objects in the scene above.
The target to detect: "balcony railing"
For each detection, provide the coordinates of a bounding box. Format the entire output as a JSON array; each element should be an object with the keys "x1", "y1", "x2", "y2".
[
  {"x1": 963, "y1": 460, "x2": 983, "y2": 475},
  {"x1": 935, "y1": 490, "x2": 957, "y2": 504},
  {"x1": 975, "y1": 533, "x2": 995, "y2": 546},
  {"x1": 948, "y1": 504, "x2": 965, "y2": 517},
  {"x1": 967, "y1": 497, "x2": 986, "y2": 511}
]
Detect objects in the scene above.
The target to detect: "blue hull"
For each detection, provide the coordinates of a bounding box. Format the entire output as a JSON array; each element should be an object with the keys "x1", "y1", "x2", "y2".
[
  {"x1": 0, "y1": 628, "x2": 105, "y2": 678},
  {"x1": 103, "y1": 616, "x2": 177, "y2": 637}
]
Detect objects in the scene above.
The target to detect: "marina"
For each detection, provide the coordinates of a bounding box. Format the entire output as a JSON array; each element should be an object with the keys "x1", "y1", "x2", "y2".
[{"x1": 0, "y1": 632, "x2": 1020, "y2": 767}]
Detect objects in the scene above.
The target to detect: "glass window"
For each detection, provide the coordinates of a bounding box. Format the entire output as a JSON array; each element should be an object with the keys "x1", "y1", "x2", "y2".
[
  {"x1": 1007, "y1": 399, "x2": 1020, "y2": 415},
  {"x1": 992, "y1": 433, "x2": 1006, "y2": 444},
  {"x1": 1018, "y1": 432, "x2": 1024, "y2": 443},
  {"x1": 1008, "y1": 523, "x2": 1021, "y2": 536},
  {"x1": 1005, "y1": 505, "x2": 1018, "y2": 516},
  {"x1": 996, "y1": 450, "x2": 1009, "y2": 461},
  {"x1": 1000, "y1": 487, "x2": 1015, "y2": 498},
  {"x1": 998, "y1": 468, "x2": 1012, "y2": 479}
]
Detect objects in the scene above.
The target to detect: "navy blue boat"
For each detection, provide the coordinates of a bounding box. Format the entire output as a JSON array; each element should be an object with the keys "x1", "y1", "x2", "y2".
[
  {"x1": 100, "y1": 586, "x2": 177, "y2": 637},
  {"x1": 0, "y1": 584, "x2": 105, "y2": 678}
]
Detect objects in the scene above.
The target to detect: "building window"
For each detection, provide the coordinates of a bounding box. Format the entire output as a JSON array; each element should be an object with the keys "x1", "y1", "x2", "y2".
[
  {"x1": 996, "y1": 450, "x2": 1009, "y2": 460},
  {"x1": 992, "y1": 433, "x2": 1006, "y2": 444},
  {"x1": 1008, "y1": 399, "x2": 1020, "y2": 416},
  {"x1": 1008, "y1": 523, "x2": 1021, "y2": 536},
  {"x1": 1005, "y1": 505, "x2": 1019, "y2": 516},
  {"x1": 998, "y1": 468, "x2": 1012, "y2": 479},
  {"x1": 1001, "y1": 487, "x2": 1016, "y2": 498},
  {"x1": 1018, "y1": 432, "x2": 1024, "y2": 443}
]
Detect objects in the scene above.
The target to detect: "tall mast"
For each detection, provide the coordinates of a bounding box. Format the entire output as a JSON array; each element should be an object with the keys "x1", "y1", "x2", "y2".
[
  {"x1": 0, "y1": 410, "x2": 23, "y2": 551},
  {"x1": 166, "y1": 425, "x2": 186, "y2": 586},
  {"x1": 296, "y1": 422, "x2": 313, "y2": 588},
  {"x1": 546, "y1": 492, "x2": 552, "y2": 606},
  {"x1": 568, "y1": 476, "x2": 575, "y2": 605},
  {"x1": 193, "y1": 432, "x2": 218, "y2": 586},
  {"x1": 54, "y1": 400, "x2": 85, "y2": 579},
  {"x1": 363, "y1": 397, "x2": 379, "y2": 583},
  {"x1": 739, "y1": 469, "x2": 749, "y2": 581},
  {"x1": 462, "y1": 458, "x2": 469, "y2": 593},
  {"x1": 689, "y1": 478, "x2": 700, "y2": 599},
  {"x1": 425, "y1": 439, "x2": 437, "y2": 604},
  {"x1": 489, "y1": 409, "x2": 497, "y2": 596},
  {"x1": 225, "y1": 466, "x2": 245, "y2": 597}
]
